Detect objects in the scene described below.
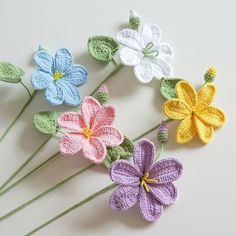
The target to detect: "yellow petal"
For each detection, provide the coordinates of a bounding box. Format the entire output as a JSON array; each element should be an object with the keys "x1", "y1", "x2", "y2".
[
  {"x1": 163, "y1": 99, "x2": 191, "y2": 119},
  {"x1": 176, "y1": 116, "x2": 197, "y2": 143},
  {"x1": 197, "y1": 106, "x2": 226, "y2": 128},
  {"x1": 176, "y1": 81, "x2": 197, "y2": 110},
  {"x1": 194, "y1": 116, "x2": 214, "y2": 144},
  {"x1": 197, "y1": 83, "x2": 216, "y2": 111}
]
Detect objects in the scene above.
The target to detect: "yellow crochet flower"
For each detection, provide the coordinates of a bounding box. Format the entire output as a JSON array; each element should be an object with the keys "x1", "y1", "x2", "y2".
[{"x1": 163, "y1": 81, "x2": 226, "y2": 144}]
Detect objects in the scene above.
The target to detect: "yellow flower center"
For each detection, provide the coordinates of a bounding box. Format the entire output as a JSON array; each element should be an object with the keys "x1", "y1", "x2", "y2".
[
  {"x1": 140, "y1": 172, "x2": 158, "y2": 192},
  {"x1": 83, "y1": 127, "x2": 92, "y2": 139},
  {"x1": 53, "y1": 71, "x2": 65, "y2": 80}
]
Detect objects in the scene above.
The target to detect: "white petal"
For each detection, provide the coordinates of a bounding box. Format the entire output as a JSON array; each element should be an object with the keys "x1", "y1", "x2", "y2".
[
  {"x1": 134, "y1": 58, "x2": 153, "y2": 83},
  {"x1": 140, "y1": 24, "x2": 161, "y2": 47},
  {"x1": 158, "y1": 43, "x2": 173, "y2": 56},
  {"x1": 117, "y1": 29, "x2": 142, "y2": 51},
  {"x1": 151, "y1": 58, "x2": 172, "y2": 78},
  {"x1": 119, "y1": 47, "x2": 143, "y2": 66}
]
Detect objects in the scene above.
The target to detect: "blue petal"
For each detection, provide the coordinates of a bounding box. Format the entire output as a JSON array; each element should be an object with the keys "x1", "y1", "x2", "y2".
[
  {"x1": 54, "y1": 48, "x2": 72, "y2": 73},
  {"x1": 31, "y1": 70, "x2": 53, "y2": 90},
  {"x1": 44, "y1": 82, "x2": 64, "y2": 105},
  {"x1": 63, "y1": 64, "x2": 88, "y2": 86},
  {"x1": 57, "y1": 80, "x2": 81, "y2": 106},
  {"x1": 33, "y1": 49, "x2": 53, "y2": 74}
]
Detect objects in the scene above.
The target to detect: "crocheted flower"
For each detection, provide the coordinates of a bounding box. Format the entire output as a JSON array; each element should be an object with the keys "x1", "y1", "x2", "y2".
[
  {"x1": 109, "y1": 139, "x2": 183, "y2": 222},
  {"x1": 31, "y1": 47, "x2": 88, "y2": 106},
  {"x1": 163, "y1": 81, "x2": 226, "y2": 144},
  {"x1": 58, "y1": 96, "x2": 124, "y2": 163},
  {"x1": 117, "y1": 24, "x2": 173, "y2": 83}
]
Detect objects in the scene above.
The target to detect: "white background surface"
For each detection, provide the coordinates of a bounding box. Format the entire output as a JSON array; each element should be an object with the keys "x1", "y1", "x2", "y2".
[{"x1": 0, "y1": 0, "x2": 235, "y2": 235}]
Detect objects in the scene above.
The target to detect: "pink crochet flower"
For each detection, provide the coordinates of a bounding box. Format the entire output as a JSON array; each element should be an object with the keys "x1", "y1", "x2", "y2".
[{"x1": 58, "y1": 96, "x2": 124, "y2": 163}]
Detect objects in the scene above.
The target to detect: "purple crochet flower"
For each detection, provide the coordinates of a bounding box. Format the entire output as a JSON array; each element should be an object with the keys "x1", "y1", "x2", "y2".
[{"x1": 109, "y1": 138, "x2": 183, "y2": 222}]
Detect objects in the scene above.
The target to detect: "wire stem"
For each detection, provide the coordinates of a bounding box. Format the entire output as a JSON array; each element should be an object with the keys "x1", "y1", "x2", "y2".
[
  {"x1": 90, "y1": 63, "x2": 123, "y2": 96},
  {"x1": 20, "y1": 81, "x2": 32, "y2": 97},
  {"x1": 0, "y1": 152, "x2": 59, "y2": 196},
  {"x1": 25, "y1": 183, "x2": 116, "y2": 236},
  {"x1": 0, "y1": 91, "x2": 37, "y2": 143},
  {"x1": 0, "y1": 164, "x2": 95, "y2": 223},
  {"x1": 0, "y1": 135, "x2": 51, "y2": 192}
]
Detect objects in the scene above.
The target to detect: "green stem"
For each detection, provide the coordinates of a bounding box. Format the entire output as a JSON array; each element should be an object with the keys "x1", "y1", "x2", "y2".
[
  {"x1": 0, "y1": 135, "x2": 51, "y2": 192},
  {"x1": 0, "y1": 119, "x2": 173, "y2": 225},
  {"x1": 0, "y1": 164, "x2": 95, "y2": 223},
  {"x1": 0, "y1": 91, "x2": 37, "y2": 143},
  {"x1": 20, "y1": 81, "x2": 32, "y2": 97},
  {"x1": 156, "y1": 143, "x2": 164, "y2": 160},
  {"x1": 0, "y1": 152, "x2": 59, "y2": 196},
  {"x1": 133, "y1": 118, "x2": 173, "y2": 142},
  {"x1": 90, "y1": 63, "x2": 123, "y2": 96},
  {"x1": 25, "y1": 183, "x2": 116, "y2": 236}
]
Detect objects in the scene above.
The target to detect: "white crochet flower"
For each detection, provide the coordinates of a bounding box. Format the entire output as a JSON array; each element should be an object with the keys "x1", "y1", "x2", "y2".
[{"x1": 117, "y1": 24, "x2": 173, "y2": 83}]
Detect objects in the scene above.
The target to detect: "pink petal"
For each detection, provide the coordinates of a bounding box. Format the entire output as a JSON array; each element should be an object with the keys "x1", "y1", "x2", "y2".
[
  {"x1": 149, "y1": 158, "x2": 183, "y2": 184},
  {"x1": 110, "y1": 185, "x2": 139, "y2": 211},
  {"x1": 133, "y1": 139, "x2": 155, "y2": 173},
  {"x1": 91, "y1": 105, "x2": 116, "y2": 131},
  {"x1": 82, "y1": 137, "x2": 106, "y2": 163},
  {"x1": 139, "y1": 187, "x2": 163, "y2": 222},
  {"x1": 149, "y1": 183, "x2": 177, "y2": 205},
  {"x1": 93, "y1": 126, "x2": 124, "y2": 147},
  {"x1": 81, "y1": 96, "x2": 101, "y2": 127},
  {"x1": 59, "y1": 133, "x2": 84, "y2": 155},
  {"x1": 58, "y1": 112, "x2": 83, "y2": 131},
  {"x1": 109, "y1": 160, "x2": 141, "y2": 186}
]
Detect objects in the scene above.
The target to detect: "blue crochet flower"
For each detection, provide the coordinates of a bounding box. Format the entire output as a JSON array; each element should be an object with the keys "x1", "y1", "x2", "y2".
[{"x1": 31, "y1": 47, "x2": 88, "y2": 106}]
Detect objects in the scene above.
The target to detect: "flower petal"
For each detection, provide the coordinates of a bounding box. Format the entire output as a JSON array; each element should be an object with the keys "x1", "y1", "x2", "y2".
[
  {"x1": 91, "y1": 105, "x2": 115, "y2": 131},
  {"x1": 140, "y1": 24, "x2": 161, "y2": 47},
  {"x1": 149, "y1": 158, "x2": 183, "y2": 184},
  {"x1": 63, "y1": 64, "x2": 88, "y2": 86},
  {"x1": 57, "y1": 81, "x2": 81, "y2": 106},
  {"x1": 93, "y1": 126, "x2": 123, "y2": 147},
  {"x1": 176, "y1": 116, "x2": 197, "y2": 143},
  {"x1": 158, "y1": 43, "x2": 173, "y2": 56},
  {"x1": 163, "y1": 99, "x2": 191, "y2": 119},
  {"x1": 197, "y1": 83, "x2": 216, "y2": 111},
  {"x1": 117, "y1": 29, "x2": 142, "y2": 51},
  {"x1": 81, "y1": 96, "x2": 101, "y2": 127},
  {"x1": 134, "y1": 58, "x2": 153, "y2": 83},
  {"x1": 151, "y1": 58, "x2": 172, "y2": 78},
  {"x1": 133, "y1": 139, "x2": 155, "y2": 173},
  {"x1": 194, "y1": 116, "x2": 214, "y2": 143},
  {"x1": 59, "y1": 133, "x2": 84, "y2": 155},
  {"x1": 197, "y1": 106, "x2": 226, "y2": 128},
  {"x1": 150, "y1": 183, "x2": 177, "y2": 205},
  {"x1": 139, "y1": 187, "x2": 163, "y2": 222},
  {"x1": 82, "y1": 137, "x2": 106, "y2": 163},
  {"x1": 33, "y1": 49, "x2": 53, "y2": 74},
  {"x1": 31, "y1": 70, "x2": 53, "y2": 90},
  {"x1": 58, "y1": 112, "x2": 83, "y2": 132},
  {"x1": 109, "y1": 160, "x2": 141, "y2": 186},
  {"x1": 54, "y1": 48, "x2": 72, "y2": 73},
  {"x1": 176, "y1": 81, "x2": 197, "y2": 110},
  {"x1": 110, "y1": 185, "x2": 139, "y2": 211},
  {"x1": 119, "y1": 47, "x2": 143, "y2": 66},
  {"x1": 44, "y1": 82, "x2": 64, "y2": 105}
]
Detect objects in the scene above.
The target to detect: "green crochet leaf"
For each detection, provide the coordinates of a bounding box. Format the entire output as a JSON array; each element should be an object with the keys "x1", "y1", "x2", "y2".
[
  {"x1": 160, "y1": 78, "x2": 183, "y2": 99},
  {"x1": 33, "y1": 111, "x2": 60, "y2": 135},
  {"x1": 88, "y1": 36, "x2": 119, "y2": 63},
  {"x1": 103, "y1": 136, "x2": 134, "y2": 168},
  {"x1": 0, "y1": 62, "x2": 24, "y2": 83}
]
